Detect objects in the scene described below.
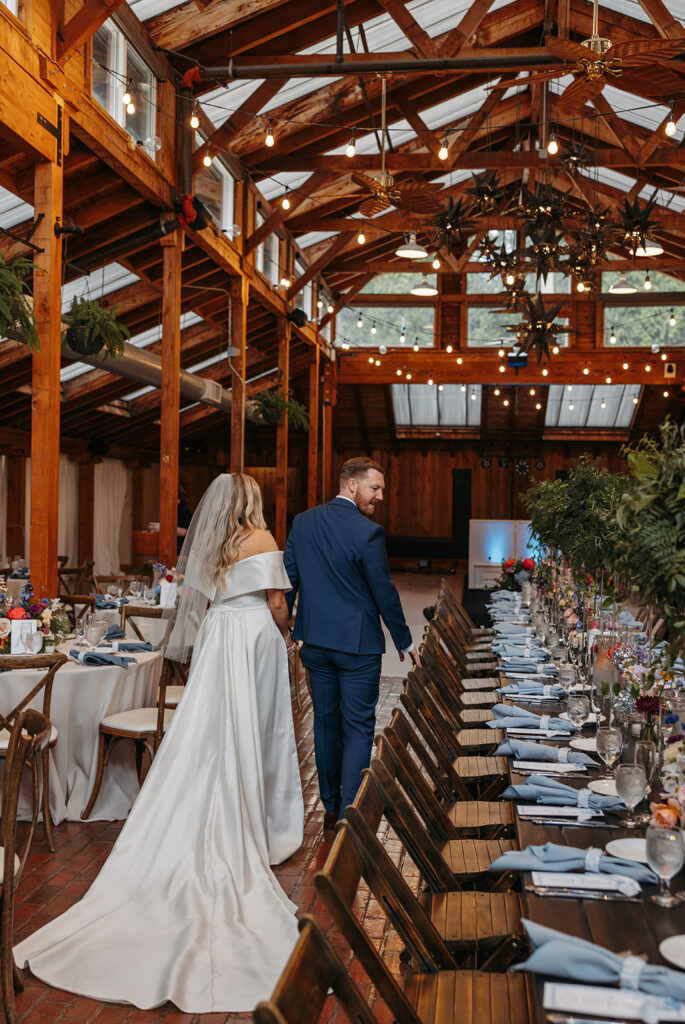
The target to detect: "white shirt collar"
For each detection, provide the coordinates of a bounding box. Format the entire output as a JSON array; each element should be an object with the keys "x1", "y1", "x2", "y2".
[{"x1": 336, "y1": 494, "x2": 356, "y2": 505}]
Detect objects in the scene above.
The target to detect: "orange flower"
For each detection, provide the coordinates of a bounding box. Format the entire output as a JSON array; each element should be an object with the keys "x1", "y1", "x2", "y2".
[
  {"x1": 650, "y1": 802, "x2": 680, "y2": 828},
  {"x1": 7, "y1": 607, "x2": 26, "y2": 620}
]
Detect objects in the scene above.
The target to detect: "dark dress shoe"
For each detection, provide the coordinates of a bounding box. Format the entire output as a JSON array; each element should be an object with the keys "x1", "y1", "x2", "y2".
[{"x1": 323, "y1": 808, "x2": 339, "y2": 829}]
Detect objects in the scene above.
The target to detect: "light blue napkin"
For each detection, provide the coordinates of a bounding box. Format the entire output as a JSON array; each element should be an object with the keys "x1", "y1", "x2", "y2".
[
  {"x1": 498, "y1": 681, "x2": 565, "y2": 697},
  {"x1": 92, "y1": 595, "x2": 129, "y2": 609},
  {"x1": 513, "y1": 919, "x2": 685, "y2": 995},
  {"x1": 69, "y1": 649, "x2": 135, "y2": 668},
  {"x1": 495, "y1": 623, "x2": 533, "y2": 635},
  {"x1": 502, "y1": 776, "x2": 625, "y2": 810},
  {"x1": 488, "y1": 704, "x2": 575, "y2": 732},
  {"x1": 494, "y1": 645, "x2": 548, "y2": 659},
  {"x1": 501, "y1": 658, "x2": 557, "y2": 674},
  {"x1": 496, "y1": 738, "x2": 596, "y2": 764},
  {"x1": 490, "y1": 847, "x2": 657, "y2": 884},
  {"x1": 117, "y1": 641, "x2": 154, "y2": 652},
  {"x1": 105, "y1": 624, "x2": 126, "y2": 640}
]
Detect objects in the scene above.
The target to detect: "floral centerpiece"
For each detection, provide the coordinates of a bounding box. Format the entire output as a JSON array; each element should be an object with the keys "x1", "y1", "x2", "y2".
[
  {"x1": 0, "y1": 579, "x2": 71, "y2": 653},
  {"x1": 496, "y1": 557, "x2": 536, "y2": 592}
]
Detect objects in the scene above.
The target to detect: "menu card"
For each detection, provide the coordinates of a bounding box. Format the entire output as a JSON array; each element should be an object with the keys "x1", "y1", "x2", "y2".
[{"x1": 543, "y1": 983, "x2": 685, "y2": 1021}]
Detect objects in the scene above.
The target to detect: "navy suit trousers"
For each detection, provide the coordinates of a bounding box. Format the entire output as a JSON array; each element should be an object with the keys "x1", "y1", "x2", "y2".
[{"x1": 300, "y1": 643, "x2": 382, "y2": 815}]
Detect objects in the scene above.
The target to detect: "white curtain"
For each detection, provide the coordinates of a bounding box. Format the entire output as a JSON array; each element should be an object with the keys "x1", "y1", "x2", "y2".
[
  {"x1": 93, "y1": 459, "x2": 128, "y2": 574},
  {"x1": 0, "y1": 456, "x2": 6, "y2": 564},
  {"x1": 58, "y1": 455, "x2": 80, "y2": 566}
]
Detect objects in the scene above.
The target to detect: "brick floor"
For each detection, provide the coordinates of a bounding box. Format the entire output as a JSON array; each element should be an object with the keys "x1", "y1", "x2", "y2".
[{"x1": 11, "y1": 676, "x2": 407, "y2": 1024}]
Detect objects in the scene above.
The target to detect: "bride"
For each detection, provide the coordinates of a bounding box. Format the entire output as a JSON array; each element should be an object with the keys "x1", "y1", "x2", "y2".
[{"x1": 15, "y1": 473, "x2": 304, "y2": 1013}]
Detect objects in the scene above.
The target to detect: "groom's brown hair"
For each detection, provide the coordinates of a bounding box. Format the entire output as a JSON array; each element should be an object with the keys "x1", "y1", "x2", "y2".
[{"x1": 339, "y1": 456, "x2": 385, "y2": 487}]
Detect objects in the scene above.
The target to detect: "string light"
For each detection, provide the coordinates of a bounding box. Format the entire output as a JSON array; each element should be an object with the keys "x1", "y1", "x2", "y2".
[
  {"x1": 505, "y1": 274, "x2": 515, "y2": 286},
  {"x1": 632, "y1": 395, "x2": 639, "y2": 404},
  {"x1": 503, "y1": 398, "x2": 510, "y2": 407},
  {"x1": 568, "y1": 401, "x2": 575, "y2": 410},
  {"x1": 552, "y1": 345, "x2": 560, "y2": 354},
  {"x1": 438, "y1": 136, "x2": 449, "y2": 161},
  {"x1": 327, "y1": 302, "x2": 334, "y2": 314},
  {"x1": 368, "y1": 356, "x2": 374, "y2": 364},
  {"x1": 609, "y1": 327, "x2": 617, "y2": 344},
  {"x1": 375, "y1": 359, "x2": 381, "y2": 366},
  {"x1": 122, "y1": 84, "x2": 132, "y2": 106},
  {"x1": 280, "y1": 274, "x2": 291, "y2": 288},
  {"x1": 576, "y1": 281, "x2": 585, "y2": 293},
  {"x1": 126, "y1": 87, "x2": 136, "y2": 115},
  {"x1": 547, "y1": 133, "x2": 559, "y2": 155},
  {"x1": 529, "y1": 388, "x2": 536, "y2": 396},
  {"x1": 428, "y1": 378, "x2": 434, "y2": 386},
  {"x1": 396, "y1": 368, "x2": 402, "y2": 376},
  {"x1": 432, "y1": 256, "x2": 441, "y2": 270},
  {"x1": 317, "y1": 298, "x2": 323, "y2": 310},
  {"x1": 265, "y1": 119, "x2": 275, "y2": 147},
  {"x1": 406, "y1": 373, "x2": 412, "y2": 380},
  {"x1": 582, "y1": 364, "x2": 589, "y2": 375},
  {"x1": 438, "y1": 384, "x2": 444, "y2": 392},
  {"x1": 190, "y1": 105, "x2": 200, "y2": 130},
  {"x1": 567, "y1": 384, "x2": 573, "y2": 392},
  {"x1": 664, "y1": 390, "x2": 670, "y2": 397},
  {"x1": 605, "y1": 376, "x2": 612, "y2": 384},
  {"x1": 399, "y1": 331, "x2": 406, "y2": 343},
  {"x1": 498, "y1": 348, "x2": 505, "y2": 358},
  {"x1": 499, "y1": 364, "x2": 505, "y2": 373},
  {"x1": 471, "y1": 390, "x2": 477, "y2": 401},
  {"x1": 446, "y1": 344, "x2": 453, "y2": 353},
  {"x1": 370, "y1": 322, "x2": 377, "y2": 335},
  {"x1": 644, "y1": 273, "x2": 652, "y2": 290},
  {"x1": 281, "y1": 188, "x2": 291, "y2": 210},
  {"x1": 600, "y1": 397, "x2": 607, "y2": 409},
  {"x1": 456, "y1": 356, "x2": 463, "y2": 365},
  {"x1": 345, "y1": 130, "x2": 356, "y2": 158},
  {"x1": 665, "y1": 107, "x2": 677, "y2": 137},
  {"x1": 669, "y1": 309, "x2": 676, "y2": 327},
  {"x1": 494, "y1": 388, "x2": 500, "y2": 396},
  {"x1": 413, "y1": 341, "x2": 419, "y2": 352},
  {"x1": 645, "y1": 363, "x2": 651, "y2": 371},
  {"x1": 535, "y1": 402, "x2": 542, "y2": 410},
  {"x1": 357, "y1": 314, "x2": 363, "y2": 328},
  {"x1": 542, "y1": 368, "x2": 549, "y2": 376},
  {"x1": 661, "y1": 352, "x2": 668, "y2": 361},
  {"x1": 202, "y1": 152, "x2": 213, "y2": 167},
  {"x1": 357, "y1": 225, "x2": 366, "y2": 245},
  {"x1": 622, "y1": 361, "x2": 629, "y2": 370}
]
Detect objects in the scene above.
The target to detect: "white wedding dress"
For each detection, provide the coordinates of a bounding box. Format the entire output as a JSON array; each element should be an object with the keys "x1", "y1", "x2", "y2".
[{"x1": 15, "y1": 551, "x2": 304, "y2": 1013}]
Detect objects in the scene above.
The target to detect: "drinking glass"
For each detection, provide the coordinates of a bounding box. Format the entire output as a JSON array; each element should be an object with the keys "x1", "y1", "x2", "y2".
[
  {"x1": 107, "y1": 584, "x2": 119, "y2": 600},
  {"x1": 646, "y1": 824, "x2": 685, "y2": 908},
  {"x1": 26, "y1": 631, "x2": 44, "y2": 655},
  {"x1": 566, "y1": 695, "x2": 589, "y2": 736},
  {"x1": 559, "y1": 664, "x2": 576, "y2": 693},
  {"x1": 143, "y1": 587, "x2": 155, "y2": 605},
  {"x1": 129, "y1": 579, "x2": 142, "y2": 600},
  {"x1": 634, "y1": 740, "x2": 658, "y2": 788},
  {"x1": 595, "y1": 726, "x2": 623, "y2": 778},
  {"x1": 615, "y1": 764, "x2": 647, "y2": 830}
]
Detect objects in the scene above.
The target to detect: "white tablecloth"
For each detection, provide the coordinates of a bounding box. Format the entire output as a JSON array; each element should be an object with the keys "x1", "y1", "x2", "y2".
[
  {"x1": 93, "y1": 603, "x2": 170, "y2": 646},
  {"x1": 0, "y1": 644, "x2": 162, "y2": 822}
]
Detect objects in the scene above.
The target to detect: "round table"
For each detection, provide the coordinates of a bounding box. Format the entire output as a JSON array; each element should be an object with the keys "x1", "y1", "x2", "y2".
[
  {"x1": 93, "y1": 602, "x2": 170, "y2": 646},
  {"x1": 0, "y1": 643, "x2": 162, "y2": 822}
]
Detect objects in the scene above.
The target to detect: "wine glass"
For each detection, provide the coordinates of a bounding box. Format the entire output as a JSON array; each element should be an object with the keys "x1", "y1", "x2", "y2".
[
  {"x1": 646, "y1": 824, "x2": 684, "y2": 908},
  {"x1": 107, "y1": 584, "x2": 119, "y2": 601},
  {"x1": 143, "y1": 586, "x2": 155, "y2": 605},
  {"x1": 566, "y1": 695, "x2": 589, "y2": 737},
  {"x1": 615, "y1": 764, "x2": 647, "y2": 830},
  {"x1": 595, "y1": 726, "x2": 623, "y2": 778},
  {"x1": 26, "y1": 631, "x2": 44, "y2": 655},
  {"x1": 634, "y1": 740, "x2": 659, "y2": 822},
  {"x1": 129, "y1": 579, "x2": 142, "y2": 600}
]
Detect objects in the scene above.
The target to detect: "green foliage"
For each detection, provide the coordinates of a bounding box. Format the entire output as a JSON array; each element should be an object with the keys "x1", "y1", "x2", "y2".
[
  {"x1": 250, "y1": 389, "x2": 310, "y2": 431},
  {"x1": 63, "y1": 297, "x2": 131, "y2": 359},
  {"x1": 0, "y1": 254, "x2": 39, "y2": 352},
  {"x1": 615, "y1": 421, "x2": 685, "y2": 668},
  {"x1": 523, "y1": 456, "x2": 633, "y2": 574}
]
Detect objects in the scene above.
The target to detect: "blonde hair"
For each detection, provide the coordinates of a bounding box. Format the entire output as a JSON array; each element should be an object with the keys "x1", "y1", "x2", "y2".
[{"x1": 213, "y1": 473, "x2": 267, "y2": 586}]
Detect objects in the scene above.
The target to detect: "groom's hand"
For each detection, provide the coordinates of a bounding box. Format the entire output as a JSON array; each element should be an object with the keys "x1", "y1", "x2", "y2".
[{"x1": 399, "y1": 645, "x2": 421, "y2": 667}]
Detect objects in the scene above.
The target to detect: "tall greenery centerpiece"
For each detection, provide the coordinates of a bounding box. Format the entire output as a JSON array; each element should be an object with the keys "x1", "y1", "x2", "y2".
[
  {"x1": 249, "y1": 389, "x2": 310, "y2": 430},
  {"x1": 615, "y1": 421, "x2": 685, "y2": 670},
  {"x1": 63, "y1": 297, "x2": 131, "y2": 358},
  {"x1": 0, "y1": 254, "x2": 39, "y2": 351}
]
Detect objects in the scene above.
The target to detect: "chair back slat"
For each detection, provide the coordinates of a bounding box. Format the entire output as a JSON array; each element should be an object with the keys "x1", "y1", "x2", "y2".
[
  {"x1": 2, "y1": 709, "x2": 51, "y2": 887},
  {"x1": 120, "y1": 605, "x2": 167, "y2": 644},
  {"x1": 382, "y1": 722, "x2": 460, "y2": 841},
  {"x1": 0, "y1": 655, "x2": 67, "y2": 735},
  {"x1": 389, "y1": 705, "x2": 452, "y2": 804}
]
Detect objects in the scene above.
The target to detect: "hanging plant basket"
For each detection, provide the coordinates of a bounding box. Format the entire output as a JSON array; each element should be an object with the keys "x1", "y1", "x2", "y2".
[
  {"x1": 0, "y1": 254, "x2": 39, "y2": 351},
  {"x1": 62, "y1": 297, "x2": 131, "y2": 359},
  {"x1": 249, "y1": 389, "x2": 310, "y2": 431}
]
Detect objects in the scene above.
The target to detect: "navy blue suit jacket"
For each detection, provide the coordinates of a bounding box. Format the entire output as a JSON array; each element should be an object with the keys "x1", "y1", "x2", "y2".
[{"x1": 283, "y1": 497, "x2": 412, "y2": 655}]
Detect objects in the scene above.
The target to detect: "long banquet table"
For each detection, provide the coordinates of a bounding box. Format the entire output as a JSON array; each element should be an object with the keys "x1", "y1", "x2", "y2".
[{"x1": 0, "y1": 642, "x2": 162, "y2": 823}]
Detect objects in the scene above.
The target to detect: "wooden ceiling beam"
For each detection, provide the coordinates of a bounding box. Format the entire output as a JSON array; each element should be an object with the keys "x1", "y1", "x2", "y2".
[
  {"x1": 145, "y1": 0, "x2": 296, "y2": 51},
  {"x1": 57, "y1": 0, "x2": 127, "y2": 60},
  {"x1": 374, "y1": 0, "x2": 438, "y2": 58},
  {"x1": 244, "y1": 171, "x2": 329, "y2": 255},
  {"x1": 438, "y1": 0, "x2": 498, "y2": 57},
  {"x1": 286, "y1": 232, "x2": 354, "y2": 301},
  {"x1": 635, "y1": 0, "x2": 685, "y2": 38},
  {"x1": 192, "y1": 79, "x2": 283, "y2": 175}
]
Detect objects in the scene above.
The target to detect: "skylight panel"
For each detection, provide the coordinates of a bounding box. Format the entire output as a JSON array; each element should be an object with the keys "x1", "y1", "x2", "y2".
[
  {"x1": 392, "y1": 384, "x2": 482, "y2": 427},
  {"x1": 0, "y1": 187, "x2": 33, "y2": 229},
  {"x1": 61, "y1": 262, "x2": 139, "y2": 314},
  {"x1": 406, "y1": 0, "x2": 514, "y2": 36},
  {"x1": 262, "y1": 77, "x2": 341, "y2": 112},
  {"x1": 128, "y1": 0, "x2": 181, "y2": 18},
  {"x1": 200, "y1": 80, "x2": 267, "y2": 128},
  {"x1": 545, "y1": 384, "x2": 641, "y2": 429},
  {"x1": 419, "y1": 86, "x2": 492, "y2": 130},
  {"x1": 298, "y1": 231, "x2": 337, "y2": 249},
  {"x1": 301, "y1": 12, "x2": 410, "y2": 54}
]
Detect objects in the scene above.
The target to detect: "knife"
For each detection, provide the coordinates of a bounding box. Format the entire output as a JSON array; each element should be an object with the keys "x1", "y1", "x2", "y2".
[
  {"x1": 526, "y1": 885, "x2": 638, "y2": 902},
  {"x1": 546, "y1": 1015, "x2": 632, "y2": 1024}
]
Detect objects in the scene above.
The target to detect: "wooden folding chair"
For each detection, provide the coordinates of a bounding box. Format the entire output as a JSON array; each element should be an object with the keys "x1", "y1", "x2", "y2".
[
  {"x1": 254, "y1": 915, "x2": 379, "y2": 1024},
  {"x1": 0, "y1": 709, "x2": 52, "y2": 1024},
  {"x1": 0, "y1": 654, "x2": 67, "y2": 852},
  {"x1": 439, "y1": 581, "x2": 495, "y2": 637},
  {"x1": 57, "y1": 560, "x2": 94, "y2": 596},
  {"x1": 421, "y1": 633, "x2": 500, "y2": 693},
  {"x1": 430, "y1": 617, "x2": 497, "y2": 677},
  {"x1": 92, "y1": 573, "x2": 138, "y2": 595},
  {"x1": 81, "y1": 657, "x2": 174, "y2": 819},
  {"x1": 57, "y1": 594, "x2": 95, "y2": 626}
]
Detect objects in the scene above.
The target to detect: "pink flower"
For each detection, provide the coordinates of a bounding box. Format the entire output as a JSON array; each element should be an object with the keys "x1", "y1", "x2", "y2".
[
  {"x1": 651, "y1": 802, "x2": 680, "y2": 828},
  {"x1": 0, "y1": 618, "x2": 10, "y2": 639},
  {"x1": 7, "y1": 607, "x2": 26, "y2": 620}
]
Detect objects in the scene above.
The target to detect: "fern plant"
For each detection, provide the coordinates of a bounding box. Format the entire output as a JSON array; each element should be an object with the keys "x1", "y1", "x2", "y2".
[
  {"x1": 63, "y1": 297, "x2": 131, "y2": 359},
  {"x1": 0, "y1": 254, "x2": 39, "y2": 351},
  {"x1": 250, "y1": 389, "x2": 310, "y2": 431}
]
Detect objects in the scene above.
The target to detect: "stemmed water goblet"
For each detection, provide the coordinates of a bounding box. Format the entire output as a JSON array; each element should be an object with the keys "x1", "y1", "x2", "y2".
[
  {"x1": 129, "y1": 579, "x2": 142, "y2": 601},
  {"x1": 615, "y1": 764, "x2": 647, "y2": 830},
  {"x1": 646, "y1": 824, "x2": 685, "y2": 908},
  {"x1": 558, "y1": 664, "x2": 576, "y2": 709},
  {"x1": 26, "y1": 631, "x2": 44, "y2": 655},
  {"x1": 566, "y1": 694, "x2": 589, "y2": 737},
  {"x1": 143, "y1": 586, "x2": 155, "y2": 605},
  {"x1": 595, "y1": 726, "x2": 623, "y2": 778}
]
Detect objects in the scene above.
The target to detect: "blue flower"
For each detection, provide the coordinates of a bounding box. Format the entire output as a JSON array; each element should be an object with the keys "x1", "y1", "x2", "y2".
[{"x1": 665, "y1": 713, "x2": 680, "y2": 725}]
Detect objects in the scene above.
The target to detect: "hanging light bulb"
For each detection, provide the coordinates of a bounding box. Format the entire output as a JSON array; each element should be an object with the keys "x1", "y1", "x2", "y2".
[
  {"x1": 399, "y1": 331, "x2": 406, "y2": 343},
  {"x1": 600, "y1": 397, "x2": 607, "y2": 409},
  {"x1": 456, "y1": 356, "x2": 463, "y2": 365},
  {"x1": 438, "y1": 383, "x2": 444, "y2": 392},
  {"x1": 583, "y1": 364, "x2": 589, "y2": 375},
  {"x1": 609, "y1": 327, "x2": 617, "y2": 344},
  {"x1": 370, "y1": 321, "x2": 377, "y2": 335},
  {"x1": 345, "y1": 130, "x2": 356, "y2": 158},
  {"x1": 445, "y1": 344, "x2": 453, "y2": 353},
  {"x1": 547, "y1": 133, "x2": 559, "y2": 156},
  {"x1": 652, "y1": 342, "x2": 660, "y2": 354},
  {"x1": 317, "y1": 298, "x2": 323, "y2": 310},
  {"x1": 542, "y1": 367, "x2": 549, "y2": 376},
  {"x1": 368, "y1": 356, "x2": 374, "y2": 364},
  {"x1": 552, "y1": 345, "x2": 560, "y2": 355},
  {"x1": 126, "y1": 94, "x2": 136, "y2": 116},
  {"x1": 623, "y1": 361, "x2": 629, "y2": 370},
  {"x1": 190, "y1": 105, "x2": 200, "y2": 130},
  {"x1": 494, "y1": 388, "x2": 500, "y2": 396},
  {"x1": 413, "y1": 341, "x2": 419, "y2": 352},
  {"x1": 462, "y1": 384, "x2": 467, "y2": 393},
  {"x1": 438, "y1": 136, "x2": 449, "y2": 161},
  {"x1": 357, "y1": 225, "x2": 366, "y2": 245},
  {"x1": 535, "y1": 402, "x2": 542, "y2": 410},
  {"x1": 281, "y1": 188, "x2": 291, "y2": 210},
  {"x1": 529, "y1": 388, "x2": 536, "y2": 396},
  {"x1": 498, "y1": 348, "x2": 505, "y2": 358},
  {"x1": 665, "y1": 107, "x2": 677, "y2": 137},
  {"x1": 122, "y1": 84, "x2": 132, "y2": 106},
  {"x1": 406, "y1": 372, "x2": 412, "y2": 380},
  {"x1": 428, "y1": 378, "x2": 434, "y2": 386},
  {"x1": 568, "y1": 401, "x2": 575, "y2": 410},
  {"x1": 644, "y1": 273, "x2": 652, "y2": 290},
  {"x1": 664, "y1": 389, "x2": 670, "y2": 398},
  {"x1": 567, "y1": 384, "x2": 573, "y2": 392},
  {"x1": 202, "y1": 152, "x2": 213, "y2": 167},
  {"x1": 357, "y1": 313, "x2": 363, "y2": 328},
  {"x1": 375, "y1": 359, "x2": 381, "y2": 366},
  {"x1": 632, "y1": 395, "x2": 639, "y2": 404},
  {"x1": 396, "y1": 368, "x2": 402, "y2": 376},
  {"x1": 661, "y1": 352, "x2": 668, "y2": 361},
  {"x1": 379, "y1": 345, "x2": 387, "y2": 355},
  {"x1": 327, "y1": 302, "x2": 334, "y2": 314},
  {"x1": 645, "y1": 363, "x2": 651, "y2": 372},
  {"x1": 505, "y1": 273, "x2": 515, "y2": 286},
  {"x1": 576, "y1": 280, "x2": 585, "y2": 293},
  {"x1": 280, "y1": 273, "x2": 291, "y2": 288},
  {"x1": 265, "y1": 118, "x2": 275, "y2": 147},
  {"x1": 498, "y1": 364, "x2": 505, "y2": 373},
  {"x1": 432, "y1": 255, "x2": 441, "y2": 270},
  {"x1": 470, "y1": 389, "x2": 477, "y2": 401},
  {"x1": 669, "y1": 309, "x2": 676, "y2": 327},
  {"x1": 605, "y1": 375, "x2": 612, "y2": 384}
]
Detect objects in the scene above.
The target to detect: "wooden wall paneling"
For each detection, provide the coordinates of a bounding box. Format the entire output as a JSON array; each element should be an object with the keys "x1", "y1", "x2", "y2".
[
  {"x1": 307, "y1": 346, "x2": 320, "y2": 507},
  {"x1": 275, "y1": 317, "x2": 290, "y2": 548},
  {"x1": 5, "y1": 454, "x2": 26, "y2": 560},
  {"x1": 158, "y1": 232, "x2": 183, "y2": 568},
  {"x1": 30, "y1": 157, "x2": 63, "y2": 597},
  {"x1": 230, "y1": 275, "x2": 249, "y2": 473}
]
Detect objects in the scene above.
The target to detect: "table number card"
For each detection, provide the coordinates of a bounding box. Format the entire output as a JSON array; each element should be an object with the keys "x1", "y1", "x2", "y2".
[
  {"x1": 159, "y1": 581, "x2": 178, "y2": 607},
  {"x1": 11, "y1": 619, "x2": 37, "y2": 655}
]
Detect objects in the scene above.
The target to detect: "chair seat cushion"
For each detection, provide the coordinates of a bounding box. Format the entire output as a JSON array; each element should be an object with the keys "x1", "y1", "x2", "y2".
[
  {"x1": 159, "y1": 685, "x2": 184, "y2": 706},
  {"x1": 100, "y1": 708, "x2": 174, "y2": 734},
  {"x1": 0, "y1": 725, "x2": 58, "y2": 750}
]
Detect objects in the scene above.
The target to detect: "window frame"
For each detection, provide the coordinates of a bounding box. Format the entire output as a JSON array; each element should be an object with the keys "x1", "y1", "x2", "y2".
[{"x1": 91, "y1": 21, "x2": 157, "y2": 158}]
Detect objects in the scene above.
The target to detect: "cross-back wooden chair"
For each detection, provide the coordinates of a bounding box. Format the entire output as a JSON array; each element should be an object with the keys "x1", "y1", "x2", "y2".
[
  {"x1": 314, "y1": 856, "x2": 532, "y2": 1024},
  {"x1": 57, "y1": 594, "x2": 95, "y2": 626},
  {"x1": 254, "y1": 915, "x2": 379, "y2": 1024},
  {"x1": 1, "y1": 709, "x2": 52, "y2": 1024},
  {"x1": 81, "y1": 656, "x2": 174, "y2": 819},
  {"x1": 0, "y1": 654, "x2": 67, "y2": 852},
  {"x1": 378, "y1": 729, "x2": 517, "y2": 891},
  {"x1": 433, "y1": 599, "x2": 494, "y2": 657},
  {"x1": 57, "y1": 560, "x2": 93, "y2": 596},
  {"x1": 92, "y1": 573, "x2": 138, "y2": 595}
]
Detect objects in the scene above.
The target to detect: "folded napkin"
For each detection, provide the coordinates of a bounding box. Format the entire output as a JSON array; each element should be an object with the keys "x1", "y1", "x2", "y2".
[
  {"x1": 494, "y1": 644, "x2": 548, "y2": 659},
  {"x1": 495, "y1": 623, "x2": 533, "y2": 635},
  {"x1": 490, "y1": 843, "x2": 657, "y2": 883},
  {"x1": 104, "y1": 624, "x2": 126, "y2": 641},
  {"x1": 500, "y1": 658, "x2": 557, "y2": 674},
  {"x1": 69, "y1": 649, "x2": 135, "y2": 668},
  {"x1": 117, "y1": 641, "x2": 154, "y2": 652},
  {"x1": 513, "y1": 919, "x2": 685, "y2": 996},
  {"x1": 489, "y1": 590, "x2": 522, "y2": 602},
  {"x1": 496, "y1": 738, "x2": 596, "y2": 764},
  {"x1": 498, "y1": 681, "x2": 565, "y2": 697},
  {"x1": 92, "y1": 595, "x2": 129, "y2": 609},
  {"x1": 9, "y1": 569, "x2": 29, "y2": 579},
  {"x1": 488, "y1": 704, "x2": 575, "y2": 733},
  {"x1": 502, "y1": 776, "x2": 625, "y2": 810}
]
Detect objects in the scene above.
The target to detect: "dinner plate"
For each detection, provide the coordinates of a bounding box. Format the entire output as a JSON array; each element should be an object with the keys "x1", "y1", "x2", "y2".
[
  {"x1": 588, "y1": 778, "x2": 617, "y2": 796},
  {"x1": 559, "y1": 712, "x2": 605, "y2": 725},
  {"x1": 659, "y1": 935, "x2": 685, "y2": 971},
  {"x1": 569, "y1": 737, "x2": 597, "y2": 752},
  {"x1": 605, "y1": 838, "x2": 648, "y2": 863}
]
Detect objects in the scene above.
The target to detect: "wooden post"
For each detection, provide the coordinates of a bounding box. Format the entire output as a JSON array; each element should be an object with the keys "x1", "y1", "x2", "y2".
[
  {"x1": 275, "y1": 317, "x2": 290, "y2": 548},
  {"x1": 77, "y1": 457, "x2": 95, "y2": 564},
  {"x1": 6, "y1": 454, "x2": 25, "y2": 560},
  {"x1": 30, "y1": 159, "x2": 63, "y2": 598},
  {"x1": 230, "y1": 275, "x2": 249, "y2": 473},
  {"x1": 159, "y1": 232, "x2": 183, "y2": 568},
  {"x1": 322, "y1": 358, "x2": 337, "y2": 503},
  {"x1": 307, "y1": 347, "x2": 320, "y2": 507}
]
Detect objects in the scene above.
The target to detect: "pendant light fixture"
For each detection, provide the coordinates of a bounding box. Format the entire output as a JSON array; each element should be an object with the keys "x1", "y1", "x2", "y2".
[
  {"x1": 396, "y1": 231, "x2": 428, "y2": 259},
  {"x1": 410, "y1": 275, "x2": 438, "y2": 296},
  {"x1": 608, "y1": 272, "x2": 637, "y2": 294}
]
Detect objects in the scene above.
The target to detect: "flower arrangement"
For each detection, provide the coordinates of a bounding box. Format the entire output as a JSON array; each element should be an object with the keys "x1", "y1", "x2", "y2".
[
  {"x1": 497, "y1": 557, "x2": 536, "y2": 591},
  {"x1": 0, "y1": 579, "x2": 70, "y2": 653}
]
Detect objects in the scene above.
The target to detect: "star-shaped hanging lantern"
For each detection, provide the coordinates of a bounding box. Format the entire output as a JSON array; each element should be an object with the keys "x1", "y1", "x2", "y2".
[
  {"x1": 506, "y1": 293, "x2": 569, "y2": 363},
  {"x1": 561, "y1": 141, "x2": 589, "y2": 175},
  {"x1": 518, "y1": 222, "x2": 569, "y2": 282},
  {"x1": 617, "y1": 196, "x2": 661, "y2": 253},
  {"x1": 465, "y1": 170, "x2": 505, "y2": 214},
  {"x1": 427, "y1": 195, "x2": 476, "y2": 254},
  {"x1": 518, "y1": 182, "x2": 570, "y2": 230}
]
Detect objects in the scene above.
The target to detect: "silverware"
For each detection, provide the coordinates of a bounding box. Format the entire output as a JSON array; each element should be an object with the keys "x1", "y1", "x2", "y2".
[
  {"x1": 521, "y1": 816, "x2": 617, "y2": 828},
  {"x1": 546, "y1": 1015, "x2": 632, "y2": 1024},
  {"x1": 525, "y1": 885, "x2": 637, "y2": 902}
]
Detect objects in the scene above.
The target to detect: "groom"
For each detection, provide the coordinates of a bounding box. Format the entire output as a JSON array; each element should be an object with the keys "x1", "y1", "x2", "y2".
[{"x1": 284, "y1": 456, "x2": 420, "y2": 826}]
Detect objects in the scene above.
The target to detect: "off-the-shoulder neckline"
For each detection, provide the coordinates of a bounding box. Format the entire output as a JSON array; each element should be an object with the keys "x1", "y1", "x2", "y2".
[{"x1": 232, "y1": 550, "x2": 283, "y2": 566}]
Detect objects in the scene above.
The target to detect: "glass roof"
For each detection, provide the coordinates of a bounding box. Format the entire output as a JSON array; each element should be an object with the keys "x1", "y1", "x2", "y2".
[
  {"x1": 392, "y1": 383, "x2": 482, "y2": 427},
  {"x1": 0, "y1": 186, "x2": 33, "y2": 229},
  {"x1": 545, "y1": 384, "x2": 641, "y2": 429}
]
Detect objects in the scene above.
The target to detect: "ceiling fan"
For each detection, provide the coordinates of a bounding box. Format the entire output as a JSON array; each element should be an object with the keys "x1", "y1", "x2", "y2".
[
  {"x1": 351, "y1": 75, "x2": 443, "y2": 216},
  {"x1": 491, "y1": 0, "x2": 684, "y2": 114}
]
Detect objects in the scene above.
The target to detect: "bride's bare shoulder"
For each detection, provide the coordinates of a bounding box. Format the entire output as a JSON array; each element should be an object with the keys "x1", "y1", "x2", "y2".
[{"x1": 237, "y1": 529, "x2": 279, "y2": 560}]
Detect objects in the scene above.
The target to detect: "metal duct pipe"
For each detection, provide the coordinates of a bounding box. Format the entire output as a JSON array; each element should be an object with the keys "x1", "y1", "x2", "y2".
[
  {"x1": 62, "y1": 340, "x2": 232, "y2": 413},
  {"x1": 203, "y1": 53, "x2": 573, "y2": 79},
  {"x1": 76, "y1": 217, "x2": 180, "y2": 274}
]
